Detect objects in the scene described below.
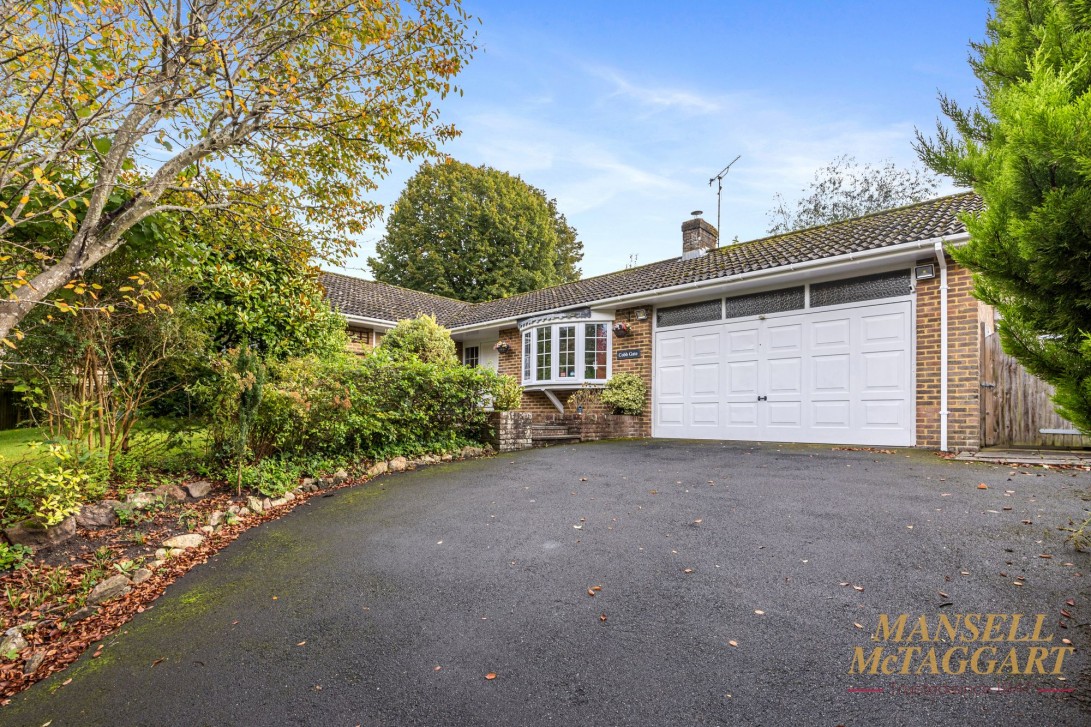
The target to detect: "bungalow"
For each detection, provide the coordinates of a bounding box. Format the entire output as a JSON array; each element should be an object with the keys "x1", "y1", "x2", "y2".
[{"x1": 322, "y1": 192, "x2": 991, "y2": 452}]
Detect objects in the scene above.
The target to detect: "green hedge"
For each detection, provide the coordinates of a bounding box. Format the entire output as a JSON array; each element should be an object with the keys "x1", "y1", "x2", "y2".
[{"x1": 211, "y1": 350, "x2": 504, "y2": 463}]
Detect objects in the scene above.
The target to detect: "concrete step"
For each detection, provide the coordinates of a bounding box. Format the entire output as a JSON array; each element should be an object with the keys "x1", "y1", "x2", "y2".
[{"x1": 531, "y1": 433, "x2": 582, "y2": 448}]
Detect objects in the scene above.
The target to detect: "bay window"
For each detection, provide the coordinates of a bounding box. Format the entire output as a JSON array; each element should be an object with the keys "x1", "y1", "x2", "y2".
[
  {"x1": 584, "y1": 323, "x2": 608, "y2": 379},
  {"x1": 535, "y1": 326, "x2": 552, "y2": 380},
  {"x1": 523, "y1": 331, "x2": 532, "y2": 381},
  {"x1": 558, "y1": 325, "x2": 576, "y2": 379},
  {"x1": 521, "y1": 322, "x2": 611, "y2": 386}
]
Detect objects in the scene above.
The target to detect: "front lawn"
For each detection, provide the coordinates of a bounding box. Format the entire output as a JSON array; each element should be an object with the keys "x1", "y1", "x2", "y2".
[{"x1": 0, "y1": 428, "x2": 48, "y2": 474}]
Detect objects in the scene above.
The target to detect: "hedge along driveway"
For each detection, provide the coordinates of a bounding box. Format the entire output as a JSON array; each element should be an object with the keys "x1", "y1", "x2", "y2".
[{"x1": 5, "y1": 440, "x2": 1090, "y2": 726}]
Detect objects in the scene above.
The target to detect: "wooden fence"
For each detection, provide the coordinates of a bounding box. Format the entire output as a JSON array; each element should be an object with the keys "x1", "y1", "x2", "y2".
[{"x1": 981, "y1": 331, "x2": 1091, "y2": 449}]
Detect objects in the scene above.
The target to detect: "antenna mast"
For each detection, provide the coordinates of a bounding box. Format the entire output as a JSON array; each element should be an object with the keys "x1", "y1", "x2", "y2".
[{"x1": 709, "y1": 155, "x2": 741, "y2": 243}]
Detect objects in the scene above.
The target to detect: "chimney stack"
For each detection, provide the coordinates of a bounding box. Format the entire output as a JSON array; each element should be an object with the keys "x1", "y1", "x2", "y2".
[{"x1": 681, "y1": 212, "x2": 718, "y2": 260}]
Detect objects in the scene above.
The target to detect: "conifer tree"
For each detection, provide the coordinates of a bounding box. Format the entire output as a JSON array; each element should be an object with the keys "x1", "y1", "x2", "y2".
[{"x1": 916, "y1": 0, "x2": 1091, "y2": 433}]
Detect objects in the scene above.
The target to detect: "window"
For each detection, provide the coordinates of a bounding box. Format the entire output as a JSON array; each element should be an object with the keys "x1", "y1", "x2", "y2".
[
  {"x1": 558, "y1": 326, "x2": 576, "y2": 378},
  {"x1": 584, "y1": 323, "x2": 607, "y2": 380},
  {"x1": 656, "y1": 299, "x2": 722, "y2": 327},
  {"x1": 520, "y1": 321, "x2": 611, "y2": 385},
  {"x1": 535, "y1": 326, "x2": 552, "y2": 381},
  {"x1": 463, "y1": 346, "x2": 479, "y2": 368},
  {"x1": 724, "y1": 286, "x2": 805, "y2": 319},
  {"x1": 809, "y1": 271, "x2": 911, "y2": 308},
  {"x1": 523, "y1": 331, "x2": 532, "y2": 381}
]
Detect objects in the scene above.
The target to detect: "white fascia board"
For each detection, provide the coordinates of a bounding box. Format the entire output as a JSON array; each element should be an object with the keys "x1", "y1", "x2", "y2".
[
  {"x1": 447, "y1": 233, "x2": 969, "y2": 334},
  {"x1": 342, "y1": 314, "x2": 397, "y2": 331}
]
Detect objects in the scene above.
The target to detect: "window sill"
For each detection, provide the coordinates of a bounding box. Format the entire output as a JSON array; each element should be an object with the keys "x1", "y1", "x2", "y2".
[{"x1": 523, "y1": 381, "x2": 606, "y2": 390}]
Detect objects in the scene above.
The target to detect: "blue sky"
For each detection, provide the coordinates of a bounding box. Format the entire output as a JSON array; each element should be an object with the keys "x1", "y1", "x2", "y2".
[{"x1": 337, "y1": 0, "x2": 992, "y2": 280}]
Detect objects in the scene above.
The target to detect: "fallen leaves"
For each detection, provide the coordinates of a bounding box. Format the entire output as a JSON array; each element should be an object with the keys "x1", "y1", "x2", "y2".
[
  {"x1": 977, "y1": 483, "x2": 989, "y2": 490},
  {"x1": 728, "y1": 640, "x2": 738, "y2": 647},
  {"x1": 587, "y1": 586, "x2": 602, "y2": 597},
  {"x1": 599, "y1": 613, "x2": 607, "y2": 623},
  {"x1": 853, "y1": 622, "x2": 864, "y2": 630},
  {"x1": 754, "y1": 609, "x2": 765, "y2": 615},
  {"x1": 683, "y1": 568, "x2": 694, "y2": 574},
  {"x1": 485, "y1": 672, "x2": 497, "y2": 680}
]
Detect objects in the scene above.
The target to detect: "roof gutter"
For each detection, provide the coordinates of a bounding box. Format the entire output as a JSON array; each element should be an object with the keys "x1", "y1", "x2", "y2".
[
  {"x1": 342, "y1": 314, "x2": 398, "y2": 330},
  {"x1": 449, "y1": 232, "x2": 970, "y2": 333}
]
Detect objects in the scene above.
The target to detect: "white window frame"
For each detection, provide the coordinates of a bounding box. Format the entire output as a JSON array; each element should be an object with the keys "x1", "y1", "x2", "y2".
[
  {"x1": 463, "y1": 345, "x2": 479, "y2": 368},
  {"x1": 521, "y1": 322, "x2": 612, "y2": 386}
]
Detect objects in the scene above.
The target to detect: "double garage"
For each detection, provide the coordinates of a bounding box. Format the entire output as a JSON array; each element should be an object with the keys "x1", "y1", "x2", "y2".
[{"x1": 653, "y1": 270, "x2": 916, "y2": 447}]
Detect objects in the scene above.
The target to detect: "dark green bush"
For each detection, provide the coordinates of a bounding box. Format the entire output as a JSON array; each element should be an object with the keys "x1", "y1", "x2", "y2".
[{"x1": 209, "y1": 348, "x2": 504, "y2": 464}]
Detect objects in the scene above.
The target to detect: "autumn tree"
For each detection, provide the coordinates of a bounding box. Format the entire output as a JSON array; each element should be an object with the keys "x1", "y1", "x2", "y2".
[
  {"x1": 766, "y1": 155, "x2": 940, "y2": 234},
  {"x1": 915, "y1": 0, "x2": 1091, "y2": 434},
  {"x1": 369, "y1": 160, "x2": 583, "y2": 302},
  {"x1": 0, "y1": 0, "x2": 475, "y2": 345}
]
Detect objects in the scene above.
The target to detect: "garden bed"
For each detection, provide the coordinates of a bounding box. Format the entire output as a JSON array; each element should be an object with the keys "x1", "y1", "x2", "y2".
[{"x1": 0, "y1": 446, "x2": 493, "y2": 702}]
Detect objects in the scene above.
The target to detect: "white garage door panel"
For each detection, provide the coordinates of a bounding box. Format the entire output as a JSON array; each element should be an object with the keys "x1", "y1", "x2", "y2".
[{"x1": 654, "y1": 299, "x2": 913, "y2": 446}]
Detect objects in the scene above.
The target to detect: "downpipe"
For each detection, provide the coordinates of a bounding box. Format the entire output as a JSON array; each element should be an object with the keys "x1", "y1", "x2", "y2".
[{"x1": 935, "y1": 242, "x2": 949, "y2": 452}]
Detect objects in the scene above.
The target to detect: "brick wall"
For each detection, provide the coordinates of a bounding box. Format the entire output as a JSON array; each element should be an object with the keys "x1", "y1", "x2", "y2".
[
  {"x1": 611, "y1": 306, "x2": 653, "y2": 436},
  {"x1": 915, "y1": 257, "x2": 981, "y2": 451},
  {"x1": 538, "y1": 413, "x2": 644, "y2": 441},
  {"x1": 487, "y1": 411, "x2": 534, "y2": 452}
]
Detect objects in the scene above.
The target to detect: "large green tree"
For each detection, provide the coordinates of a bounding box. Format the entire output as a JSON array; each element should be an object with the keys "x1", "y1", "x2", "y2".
[
  {"x1": 370, "y1": 160, "x2": 583, "y2": 302},
  {"x1": 0, "y1": 0, "x2": 474, "y2": 344},
  {"x1": 915, "y1": 0, "x2": 1091, "y2": 433}
]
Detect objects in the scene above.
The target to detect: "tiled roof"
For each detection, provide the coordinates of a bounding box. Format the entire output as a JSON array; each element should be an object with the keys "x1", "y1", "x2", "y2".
[
  {"x1": 325, "y1": 192, "x2": 982, "y2": 329},
  {"x1": 321, "y1": 272, "x2": 468, "y2": 323}
]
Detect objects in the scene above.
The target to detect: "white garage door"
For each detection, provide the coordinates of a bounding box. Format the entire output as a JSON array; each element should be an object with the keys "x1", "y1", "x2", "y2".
[{"x1": 654, "y1": 300, "x2": 913, "y2": 446}]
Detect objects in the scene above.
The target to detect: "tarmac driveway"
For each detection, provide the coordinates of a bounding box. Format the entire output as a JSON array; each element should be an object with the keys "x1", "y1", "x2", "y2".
[{"x1": 6, "y1": 440, "x2": 1091, "y2": 726}]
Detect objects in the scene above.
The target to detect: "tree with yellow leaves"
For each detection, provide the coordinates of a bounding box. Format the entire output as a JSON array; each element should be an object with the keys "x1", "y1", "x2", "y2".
[{"x1": 0, "y1": 0, "x2": 475, "y2": 345}]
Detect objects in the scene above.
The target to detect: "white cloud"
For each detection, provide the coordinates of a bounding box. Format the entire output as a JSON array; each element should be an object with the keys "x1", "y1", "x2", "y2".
[{"x1": 586, "y1": 65, "x2": 722, "y2": 115}]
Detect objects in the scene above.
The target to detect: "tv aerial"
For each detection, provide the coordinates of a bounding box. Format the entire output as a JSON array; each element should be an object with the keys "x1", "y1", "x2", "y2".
[{"x1": 709, "y1": 155, "x2": 741, "y2": 243}]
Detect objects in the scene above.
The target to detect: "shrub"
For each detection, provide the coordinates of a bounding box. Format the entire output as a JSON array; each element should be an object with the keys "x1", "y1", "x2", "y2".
[
  {"x1": 492, "y1": 375, "x2": 523, "y2": 411},
  {"x1": 567, "y1": 384, "x2": 600, "y2": 413},
  {"x1": 206, "y1": 349, "x2": 502, "y2": 465},
  {"x1": 239, "y1": 458, "x2": 300, "y2": 498},
  {"x1": 600, "y1": 373, "x2": 646, "y2": 415},
  {"x1": 379, "y1": 315, "x2": 458, "y2": 364},
  {"x1": 0, "y1": 543, "x2": 32, "y2": 571},
  {"x1": 0, "y1": 445, "x2": 93, "y2": 528}
]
